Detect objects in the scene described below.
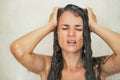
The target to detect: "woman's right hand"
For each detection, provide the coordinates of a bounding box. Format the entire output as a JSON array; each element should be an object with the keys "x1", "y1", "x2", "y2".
[{"x1": 48, "y1": 7, "x2": 59, "y2": 31}]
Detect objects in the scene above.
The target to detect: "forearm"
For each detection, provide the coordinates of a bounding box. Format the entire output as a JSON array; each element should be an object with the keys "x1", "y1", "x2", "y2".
[
  {"x1": 10, "y1": 23, "x2": 52, "y2": 56},
  {"x1": 91, "y1": 23, "x2": 120, "y2": 54},
  {"x1": 10, "y1": 7, "x2": 58, "y2": 61}
]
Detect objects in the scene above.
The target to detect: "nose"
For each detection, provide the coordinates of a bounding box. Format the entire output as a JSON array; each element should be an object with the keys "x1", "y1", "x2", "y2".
[{"x1": 68, "y1": 29, "x2": 75, "y2": 37}]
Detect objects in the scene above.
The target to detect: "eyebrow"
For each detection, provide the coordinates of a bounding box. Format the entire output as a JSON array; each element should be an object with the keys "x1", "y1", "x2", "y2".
[
  {"x1": 75, "y1": 25, "x2": 83, "y2": 27},
  {"x1": 59, "y1": 24, "x2": 83, "y2": 27},
  {"x1": 59, "y1": 24, "x2": 70, "y2": 27}
]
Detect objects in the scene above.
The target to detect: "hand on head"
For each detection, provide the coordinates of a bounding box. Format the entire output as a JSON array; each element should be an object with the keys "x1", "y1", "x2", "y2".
[
  {"x1": 86, "y1": 7, "x2": 97, "y2": 30},
  {"x1": 48, "y1": 7, "x2": 60, "y2": 31},
  {"x1": 49, "y1": 6, "x2": 97, "y2": 32}
]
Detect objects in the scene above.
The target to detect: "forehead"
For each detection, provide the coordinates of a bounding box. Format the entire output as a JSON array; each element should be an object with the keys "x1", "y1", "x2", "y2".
[{"x1": 58, "y1": 11, "x2": 83, "y2": 24}]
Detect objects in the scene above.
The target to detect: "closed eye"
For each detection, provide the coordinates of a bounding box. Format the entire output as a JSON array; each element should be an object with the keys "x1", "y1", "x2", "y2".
[
  {"x1": 62, "y1": 24, "x2": 69, "y2": 30},
  {"x1": 75, "y1": 25, "x2": 83, "y2": 31},
  {"x1": 62, "y1": 28, "x2": 68, "y2": 30},
  {"x1": 76, "y1": 27, "x2": 83, "y2": 31}
]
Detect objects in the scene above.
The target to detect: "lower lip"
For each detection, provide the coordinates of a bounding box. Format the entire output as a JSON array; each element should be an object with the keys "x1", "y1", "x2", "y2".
[{"x1": 67, "y1": 43, "x2": 76, "y2": 46}]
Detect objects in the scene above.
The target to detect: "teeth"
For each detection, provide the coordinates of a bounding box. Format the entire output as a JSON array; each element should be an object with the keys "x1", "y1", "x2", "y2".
[{"x1": 68, "y1": 40, "x2": 76, "y2": 43}]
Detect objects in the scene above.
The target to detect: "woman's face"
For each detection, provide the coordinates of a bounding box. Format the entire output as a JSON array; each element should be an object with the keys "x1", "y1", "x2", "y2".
[{"x1": 57, "y1": 11, "x2": 83, "y2": 54}]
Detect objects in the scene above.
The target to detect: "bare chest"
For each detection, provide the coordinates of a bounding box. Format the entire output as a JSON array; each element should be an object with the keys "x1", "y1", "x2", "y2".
[{"x1": 61, "y1": 68, "x2": 85, "y2": 80}]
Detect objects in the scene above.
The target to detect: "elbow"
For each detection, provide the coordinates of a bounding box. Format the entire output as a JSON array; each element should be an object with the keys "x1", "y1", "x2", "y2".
[{"x1": 10, "y1": 42, "x2": 25, "y2": 59}]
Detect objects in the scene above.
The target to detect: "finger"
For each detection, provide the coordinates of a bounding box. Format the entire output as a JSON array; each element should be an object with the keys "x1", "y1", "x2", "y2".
[
  {"x1": 86, "y1": 7, "x2": 93, "y2": 12},
  {"x1": 53, "y1": 7, "x2": 59, "y2": 16}
]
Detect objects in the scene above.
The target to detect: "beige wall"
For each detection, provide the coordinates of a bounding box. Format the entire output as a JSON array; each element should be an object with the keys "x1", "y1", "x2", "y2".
[{"x1": 0, "y1": 0, "x2": 120, "y2": 80}]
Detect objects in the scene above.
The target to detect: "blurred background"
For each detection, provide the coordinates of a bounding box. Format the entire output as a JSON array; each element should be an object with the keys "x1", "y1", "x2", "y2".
[{"x1": 0, "y1": 0, "x2": 120, "y2": 80}]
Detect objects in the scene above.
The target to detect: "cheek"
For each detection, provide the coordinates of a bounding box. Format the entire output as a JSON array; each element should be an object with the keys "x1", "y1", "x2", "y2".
[
  {"x1": 57, "y1": 30, "x2": 67, "y2": 47},
  {"x1": 77, "y1": 32, "x2": 83, "y2": 40},
  {"x1": 79, "y1": 39, "x2": 83, "y2": 46},
  {"x1": 77, "y1": 38, "x2": 83, "y2": 50},
  {"x1": 77, "y1": 32, "x2": 83, "y2": 47},
  {"x1": 57, "y1": 31, "x2": 63, "y2": 44}
]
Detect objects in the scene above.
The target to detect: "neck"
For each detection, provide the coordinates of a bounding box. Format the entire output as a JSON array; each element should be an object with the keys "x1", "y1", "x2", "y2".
[{"x1": 62, "y1": 50, "x2": 83, "y2": 69}]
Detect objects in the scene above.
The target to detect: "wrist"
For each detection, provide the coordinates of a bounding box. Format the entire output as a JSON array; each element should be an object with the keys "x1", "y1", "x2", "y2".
[
  {"x1": 46, "y1": 23, "x2": 56, "y2": 32},
  {"x1": 89, "y1": 22, "x2": 97, "y2": 32}
]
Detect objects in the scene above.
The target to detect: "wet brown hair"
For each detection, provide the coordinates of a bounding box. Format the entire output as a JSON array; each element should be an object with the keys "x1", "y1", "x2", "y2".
[{"x1": 47, "y1": 4, "x2": 103, "y2": 80}]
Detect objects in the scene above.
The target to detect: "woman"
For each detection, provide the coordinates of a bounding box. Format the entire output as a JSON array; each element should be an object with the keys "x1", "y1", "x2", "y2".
[{"x1": 10, "y1": 4, "x2": 120, "y2": 80}]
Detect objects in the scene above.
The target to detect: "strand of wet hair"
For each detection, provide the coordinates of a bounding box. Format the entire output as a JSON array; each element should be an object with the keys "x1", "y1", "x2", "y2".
[
  {"x1": 47, "y1": 28, "x2": 63, "y2": 80},
  {"x1": 82, "y1": 9, "x2": 96, "y2": 80}
]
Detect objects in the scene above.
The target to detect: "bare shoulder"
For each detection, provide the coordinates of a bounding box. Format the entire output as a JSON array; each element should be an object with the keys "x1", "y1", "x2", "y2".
[
  {"x1": 21, "y1": 53, "x2": 52, "y2": 74},
  {"x1": 39, "y1": 54, "x2": 52, "y2": 72},
  {"x1": 36, "y1": 54, "x2": 52, "y2": 79},
  {"x1": 36, "y1": 54, "x2": 52, "y2": 72},
  {"x1": 100, "y1": 54, "x2": 120, "y2": 77}
]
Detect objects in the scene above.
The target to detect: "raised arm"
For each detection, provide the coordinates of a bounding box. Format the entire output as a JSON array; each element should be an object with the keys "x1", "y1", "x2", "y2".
[
  {"x1": 87, "y1": 8, "x2": 120, "y2": 76},
  {"x1": 10, "y1": 7, "x2": 59, "y2": 74}
]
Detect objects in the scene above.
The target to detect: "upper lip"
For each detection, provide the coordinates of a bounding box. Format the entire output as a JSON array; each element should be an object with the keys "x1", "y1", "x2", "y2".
[{"x1": 67, "y1": 40, "x2": 76, "y2": 43}]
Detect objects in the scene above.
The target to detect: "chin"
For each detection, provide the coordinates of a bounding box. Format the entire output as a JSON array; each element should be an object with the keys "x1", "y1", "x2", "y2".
[{"x1": 65, "y1": 49, "x2": 81, "y2": 54}]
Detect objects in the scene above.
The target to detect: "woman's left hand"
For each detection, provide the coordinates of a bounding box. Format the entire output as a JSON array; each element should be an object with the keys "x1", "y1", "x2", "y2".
[{"x1": 86, "y1": 7, "x2": 97, "y2": 31}]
